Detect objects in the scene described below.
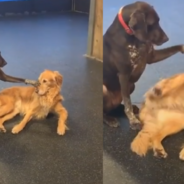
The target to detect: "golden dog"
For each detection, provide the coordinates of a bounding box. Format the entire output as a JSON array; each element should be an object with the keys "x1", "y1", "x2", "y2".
[
  {"x1": 131, "y1": 73, "x2": 184, "y2": 160},
  {"x1": 0, "y1": 69, "x2": 68, "y2": 135}
]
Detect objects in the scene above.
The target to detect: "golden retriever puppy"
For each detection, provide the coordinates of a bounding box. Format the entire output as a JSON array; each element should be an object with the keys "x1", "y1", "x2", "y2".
[
  {"x1": 131, "y1": 73, "x2": 184, "y2": 160},
  {"x1": 0, "y1": 69, "x2": 68, "y2": 135}
]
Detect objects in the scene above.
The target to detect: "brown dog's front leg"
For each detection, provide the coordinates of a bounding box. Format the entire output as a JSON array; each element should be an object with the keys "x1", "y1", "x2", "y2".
[
  {"x1": 118, "y1": 74, "x2": 142, "y2": 130},
  {"x1": 148, "y1": 45, "x2": 184, "y2": 64},
  {"x1": 0, "y1": 69, "x2": 37, "y2": 86}
]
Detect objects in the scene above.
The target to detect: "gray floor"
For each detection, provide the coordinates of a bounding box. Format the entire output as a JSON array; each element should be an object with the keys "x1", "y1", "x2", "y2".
[
  {"x1": 103, "y1": 0, "x2": 184, "y2": 184},
  {"x1": 0, "y1": 12, "x2": 102, "y2": 184}
]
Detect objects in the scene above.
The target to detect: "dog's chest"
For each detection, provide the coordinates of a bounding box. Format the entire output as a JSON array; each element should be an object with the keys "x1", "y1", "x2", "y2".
[
  {"x1": 127, "y1": 44, "x2": 151, "y2": 81},
  {"x1": 35, "y1": 106, "x2": 50, "y2": 119}
]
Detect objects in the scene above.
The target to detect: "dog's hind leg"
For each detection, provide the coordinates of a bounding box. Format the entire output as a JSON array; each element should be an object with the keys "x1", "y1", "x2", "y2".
[
  {"x1": 0, "y1": 109, "x2": 19, "y2": 133},
  {"x1": 103, "y1": 85, "x2": 121, "y2": 127},
  {"x1": 0, "y1": 98, "x2": 14, "y2": 117},
  {"x1": 152, "y1": 116, "x2": 184, "y2": 158}
]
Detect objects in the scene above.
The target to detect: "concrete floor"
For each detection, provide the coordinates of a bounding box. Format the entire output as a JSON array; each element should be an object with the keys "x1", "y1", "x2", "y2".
[
  {"x1": 103, "y1": 0, "x2": 184, "y2": 184},
  {"x1": 0, "y1": 12, "x2": 102, "y2": 184}
]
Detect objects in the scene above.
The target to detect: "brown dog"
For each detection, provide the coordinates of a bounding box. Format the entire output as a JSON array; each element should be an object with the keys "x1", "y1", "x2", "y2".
[
  {"x1": 0, "y1": 69, "x2": 68, "y2": 135},
  {"x1": 0, "y1": 52, "x2": 37, "y2": 85},
  {"x1": 103, "y1": 1, "x2": 184, "y2": 129},
  {"x1": 131, "y1": 73, "x2": 184, "y2": 160}
]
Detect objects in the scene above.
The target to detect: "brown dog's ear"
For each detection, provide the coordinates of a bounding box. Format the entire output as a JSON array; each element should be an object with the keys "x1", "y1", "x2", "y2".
[
  {"x1": 54, "y1": 71, "x2": 63, "y2": 86},
  {"x1": 128, "y1": 10, "x2": 148, "y2": 42}
]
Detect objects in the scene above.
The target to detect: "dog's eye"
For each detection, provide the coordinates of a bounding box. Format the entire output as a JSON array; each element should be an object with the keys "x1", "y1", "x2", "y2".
[{"x1": 43, "y1": 80, "x2": 47, "y2": 83}]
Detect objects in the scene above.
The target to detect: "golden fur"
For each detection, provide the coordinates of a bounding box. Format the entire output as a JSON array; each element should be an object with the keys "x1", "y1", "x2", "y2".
[
  {"x1": 131, "y1": 73, "x2": 184, "y2": 160},
  {"x1": 0, "y1": 69, "x2": 68, "y2": 135}
]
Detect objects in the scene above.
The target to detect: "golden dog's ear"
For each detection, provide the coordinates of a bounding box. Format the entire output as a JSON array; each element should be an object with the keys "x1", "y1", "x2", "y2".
[{"x1": 54, "y1": 71, "x2": 63, "y2": 86}]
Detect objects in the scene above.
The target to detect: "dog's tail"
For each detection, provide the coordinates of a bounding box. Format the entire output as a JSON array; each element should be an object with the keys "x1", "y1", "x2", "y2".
[{"x1": 131, "y1": 129, "x2": 151, "y2": 157}]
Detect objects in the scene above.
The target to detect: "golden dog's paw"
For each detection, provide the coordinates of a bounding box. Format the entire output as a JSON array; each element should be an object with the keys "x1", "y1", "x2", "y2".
[
  {"x1": 131, "y1": 142, "x2": 147, "y2": 157},
  {"x1": 11, "y1": 125, "x2": 22, "y2": 134},
  {"x1": 57, "y1": 125, "x2": 66, "y2": 135},
  {"x1": 0, "y1": 125, "x2": 6, "y2": 133},
  {"x1": 179, "y1": 149, "x2": 184, "y2": 160},
  {"x1": 153, "y1": 148, "x2": 168, "y2": 159}
]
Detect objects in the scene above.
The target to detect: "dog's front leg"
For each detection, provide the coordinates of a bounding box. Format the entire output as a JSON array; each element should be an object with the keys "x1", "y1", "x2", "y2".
[
  {"x1": 148, "y1": 45, "x2": 184, "y2": 64},
  {"x1": 53, "y1": 102, "x2": 68, "y2": 135},
  {"x1": 118, "y1": 73, "x2": 142, "y2": 130},
  {"x1": 12, "y1": 112, "x2": 33, "y2": 134},
  {"x1": 0, "y1": 69, "x2": 37, "y2": 85}
]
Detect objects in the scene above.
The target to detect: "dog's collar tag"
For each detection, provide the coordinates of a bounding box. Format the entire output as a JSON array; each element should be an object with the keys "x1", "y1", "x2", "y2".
[{"x1": 118, "y1": 7, "x2": 133, "y2": 35}]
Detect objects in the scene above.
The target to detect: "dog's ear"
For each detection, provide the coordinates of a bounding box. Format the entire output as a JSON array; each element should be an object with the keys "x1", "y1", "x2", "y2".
[
  {"x1": 54, "y1": 71, "x2": 63, "y2": 86},
  {"x1": 128, "y1": 10, "x2": 148, "y2": 42}
]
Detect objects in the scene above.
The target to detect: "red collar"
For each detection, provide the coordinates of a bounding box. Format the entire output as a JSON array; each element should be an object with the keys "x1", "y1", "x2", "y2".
[{"x1": 118, "y1": 7, "x2": 133, "y2": 35}]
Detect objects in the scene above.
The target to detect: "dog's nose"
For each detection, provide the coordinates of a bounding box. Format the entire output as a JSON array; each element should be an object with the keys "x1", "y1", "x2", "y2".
[{"x1": 162, "y1": 35, "x2": 169, "y2": 43}]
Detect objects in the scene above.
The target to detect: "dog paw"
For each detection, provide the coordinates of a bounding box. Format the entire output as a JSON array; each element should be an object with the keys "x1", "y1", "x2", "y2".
[
  {"x1": 180, "y1": 45, "x2": 184, "y2": 53},
  {"x1": 0, "y1": 125, "x2": 6, "y2": 133},
  {"x1": 103, "y1": 115, "x2": 119, "y2": 128},
  {"x1": 130, "y1": 118, "x2": 143, "y2": 130},
  {"x1": 131, "y1": 142, "x2": 147, "y2": 157},
  {"x1": 153, "y1": 148, "x2": 168, "y2": 158},
  {"x1": 12, "y1": 125, "x2": 22, "y2": 134},
  {"x1": 179, "y1": 149, "x2": 184, "y2": 160},
  {"x1": 57, "y1": 126, "x2": 66, "y2": 135}
]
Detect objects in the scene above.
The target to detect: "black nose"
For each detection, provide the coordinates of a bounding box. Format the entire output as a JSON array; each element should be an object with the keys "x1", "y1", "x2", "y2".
[
  {"x1": 2, "y1": 60, "x2": 7, "y2": 67},
  {"x1": 162, "y1": 35, "x2": 169, "y2": 43}
]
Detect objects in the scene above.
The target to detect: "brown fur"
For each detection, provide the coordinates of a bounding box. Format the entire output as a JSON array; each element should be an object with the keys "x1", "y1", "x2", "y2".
[
  {"x1": 0, "y1": 69, "x2": 68, "y2": 135},
  {"x1": 131, "y1": 73, "x2": 184, "y2": 160}
]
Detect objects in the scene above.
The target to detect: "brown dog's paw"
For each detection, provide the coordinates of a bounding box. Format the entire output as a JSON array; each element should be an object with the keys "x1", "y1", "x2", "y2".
[
  {"x1": 0, "y1": 125, "x2": 6, "y2": 133},
  {"x1": 153, "y1": 148, "x2": 168, "y2": 158},
  {"x1": 180, "y1": 45, "x2": 184, "y2": 53},
  {"x1": 103, "y1": 115, "x2": 119, "y2": 128},
  {"x1": 130, "y1": 118, "x2": 143, "y2": 130}
]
